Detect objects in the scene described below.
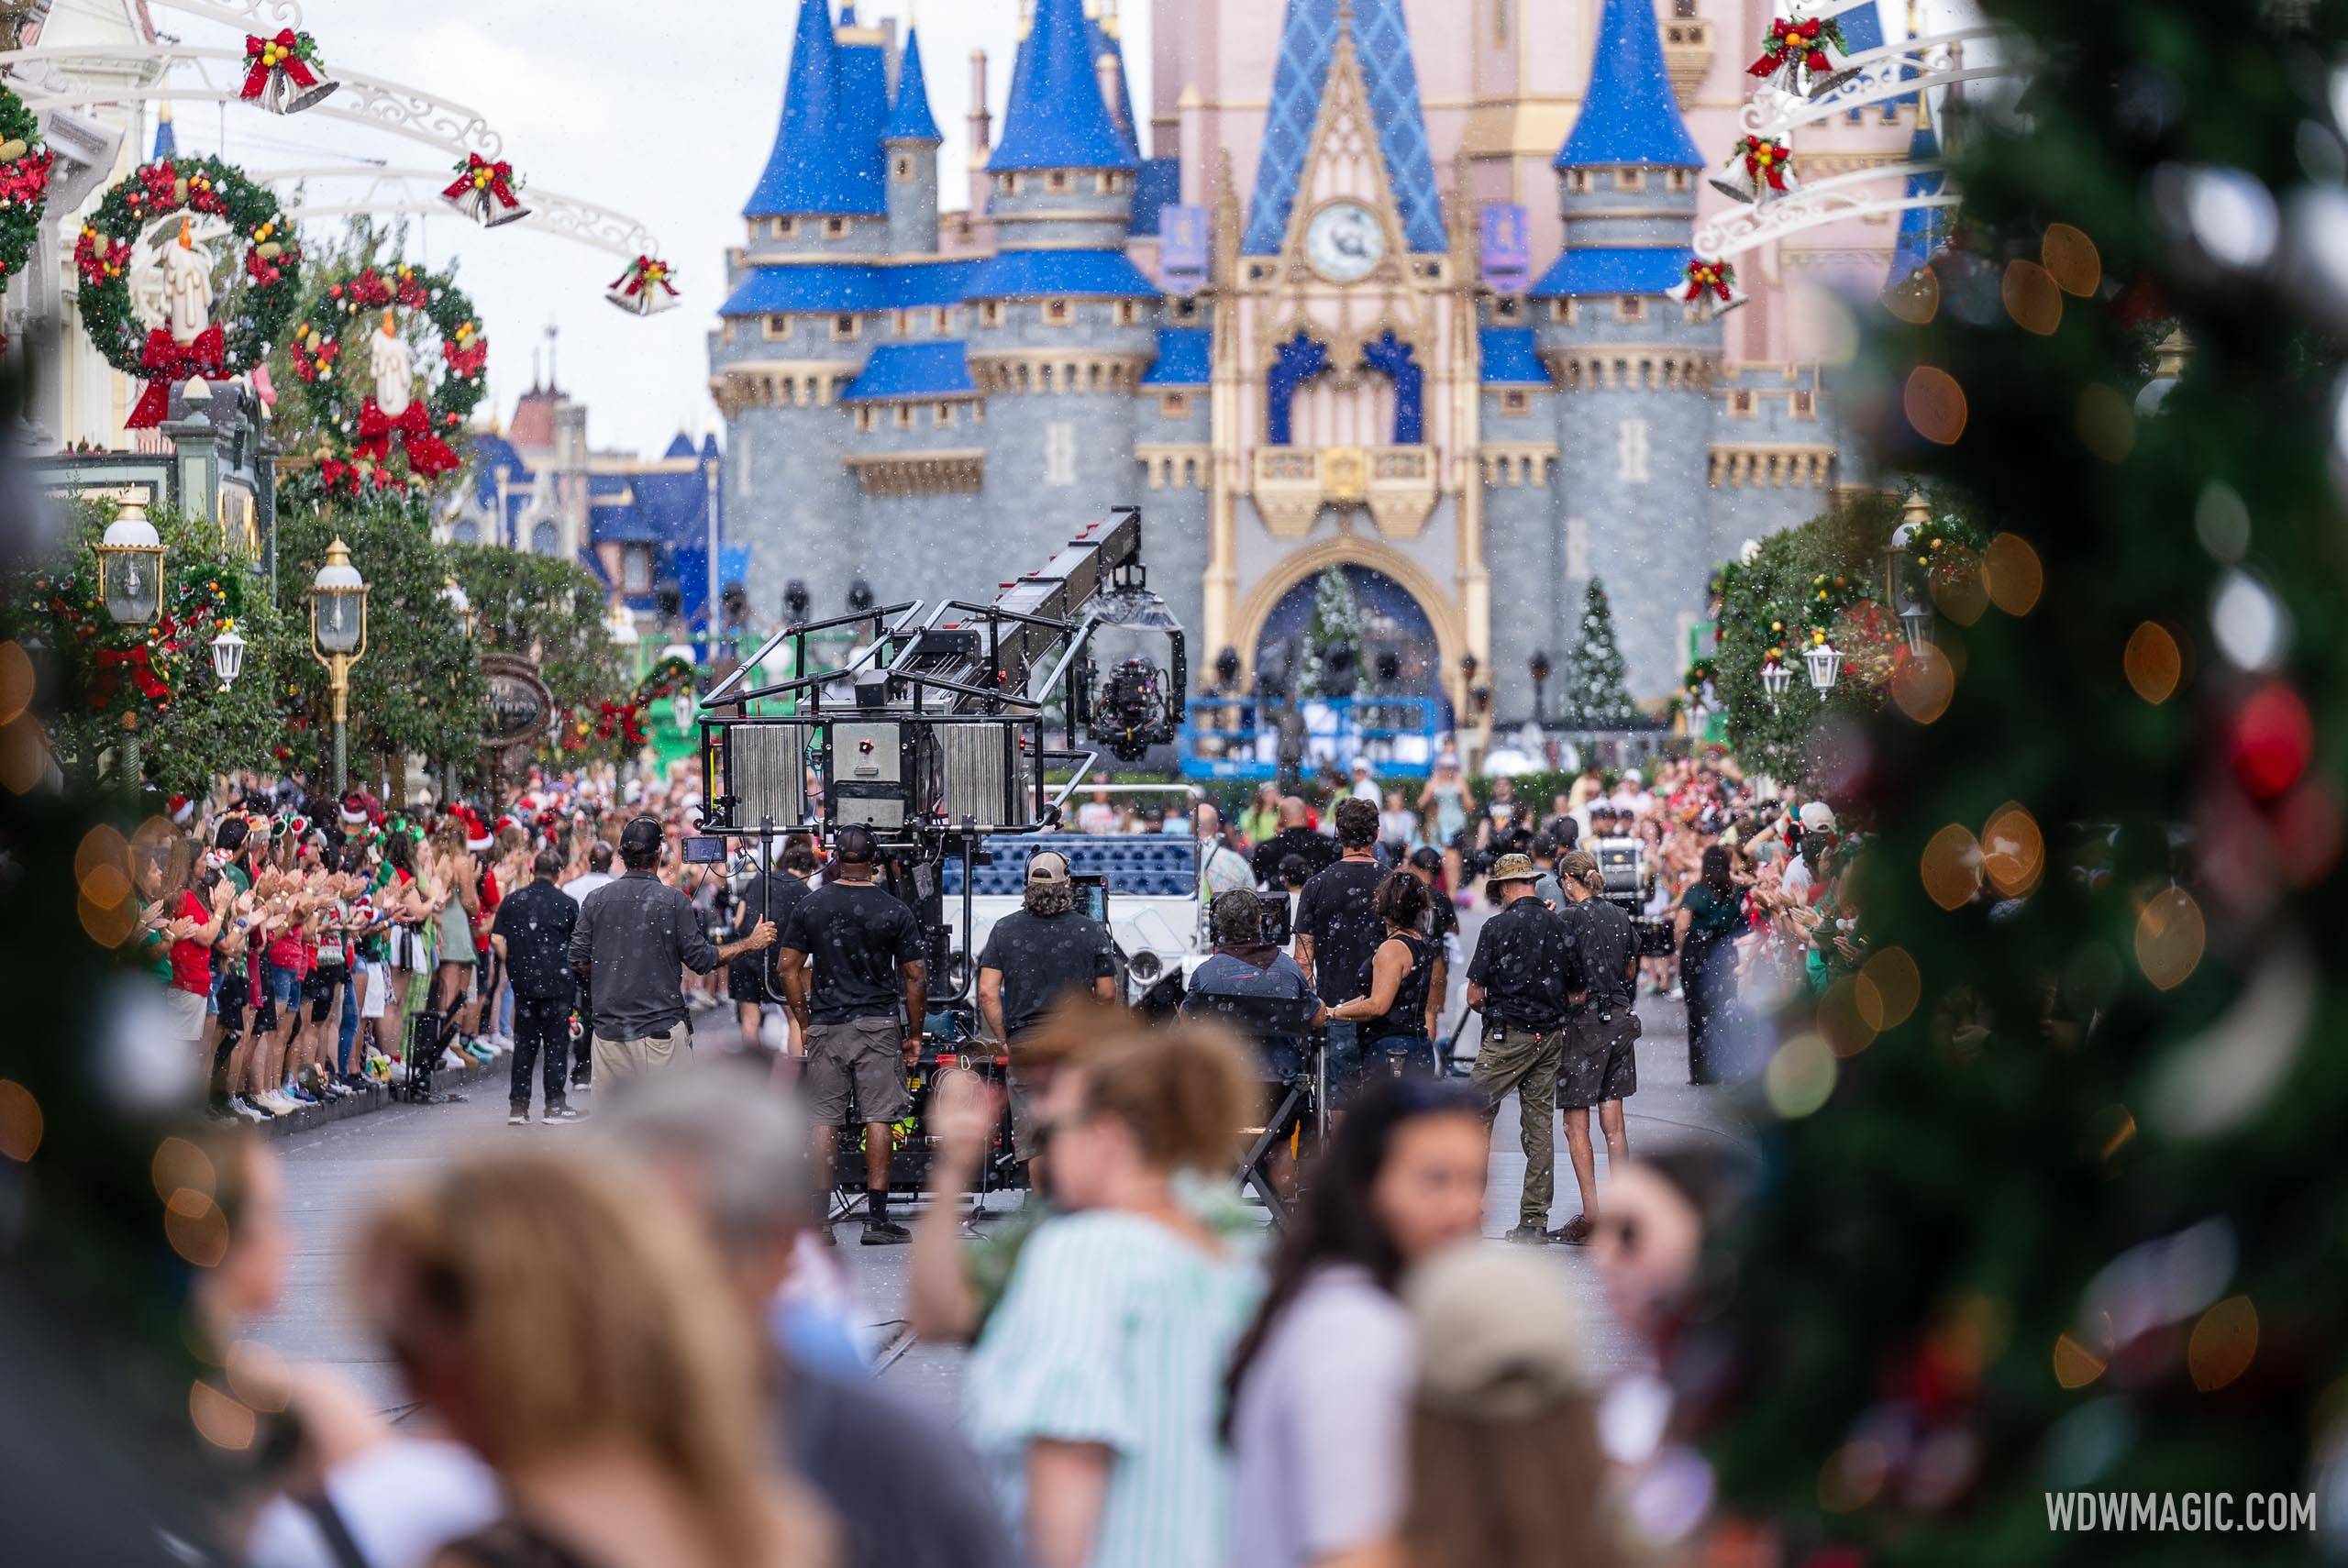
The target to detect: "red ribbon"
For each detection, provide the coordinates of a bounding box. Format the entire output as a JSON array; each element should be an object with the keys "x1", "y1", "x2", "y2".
[
  {"x1": 1681, "y1": 265, "x2": 1733, "y2": 303},
  {"x1": 127, "y1": 325, "x2": 226, "y2": 428},
  {"x1": 610, "y1": 256, "x2": 678, "y2": 299},
  {"x1": 1740, "y1": 138, "x2": 1792, "y2": 192},
  {"x1": 1747, "y1": 17, "x2": 1833, "y2": 77},
  {"x1": 443, "y1": 154, "x2": 521, "y2": 212},
  {"x1": 241, "y1": 30, "x2": 319, "y2": 101},
  {"x1": 355, "y1": 398, "x2": 460, "y2": 478},
  {"x1": 442, "y1": 337, "x2": 487, "y2": 378},
  {"x1": 95, "y1": 645, "x2": 171, "y2": 702}
]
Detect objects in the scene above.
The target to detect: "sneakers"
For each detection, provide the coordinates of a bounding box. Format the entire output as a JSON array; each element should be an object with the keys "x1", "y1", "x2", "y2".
[
  {"x1": 1502, "y1": 1223, "x2": 1551, "y2": 1246},
  {"x1": 440, "y1": 1048, "x2": 469, "y2": 1073},
  {"x1": 508, "y1": 1110, "x2": 531, "y2": 1126},
  {"x1": 233, "y1": 1094, "x2": 272, "y2": 1121},
  {"x1": 1550, "y1": 1215, "x2": 1596, "y2": 1246},
  {"x1": 543, "y1": 1106, "x2": 582, "y2": 1124},
  {"x1": 860, "y1": 1220, "x2": 911, "y2": 1246}
]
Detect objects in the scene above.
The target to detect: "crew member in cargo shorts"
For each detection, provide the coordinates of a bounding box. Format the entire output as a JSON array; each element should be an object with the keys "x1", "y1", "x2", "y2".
[
  {"x1": 778, "y1": 824, "x2": 929, "y2": 1246},
  {"x1": 1551, "y1": 849, "x2": 1641, "y2": 1246}
]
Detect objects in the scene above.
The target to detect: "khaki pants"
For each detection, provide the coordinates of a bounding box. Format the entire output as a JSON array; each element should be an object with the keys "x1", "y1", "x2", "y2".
[
  {"x1": 1472, "y1": 1019, "x2": 1563, "y2": 1229},
  {"x1": 592, "y1": 1023, "x2": 686, "y2": 1094}
]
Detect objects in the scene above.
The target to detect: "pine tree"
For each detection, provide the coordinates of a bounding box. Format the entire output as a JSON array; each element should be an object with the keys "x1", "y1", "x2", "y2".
[
  {"x1": 1298, "y1": 566, "x2": 1367, "y2": 700},
  {"x1": 1562, "y1": 577, "x2": 1637, "y2": 726}
]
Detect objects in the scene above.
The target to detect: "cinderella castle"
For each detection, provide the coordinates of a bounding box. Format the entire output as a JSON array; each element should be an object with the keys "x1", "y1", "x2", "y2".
[{"x1": 710, "y1": 0, "x2": 1933, "y2": 707}]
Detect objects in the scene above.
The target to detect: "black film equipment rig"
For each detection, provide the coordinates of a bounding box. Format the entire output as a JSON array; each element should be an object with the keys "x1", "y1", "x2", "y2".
[{"x1": 692, "y1": 506, "x2": 1188, "y2": 1192}]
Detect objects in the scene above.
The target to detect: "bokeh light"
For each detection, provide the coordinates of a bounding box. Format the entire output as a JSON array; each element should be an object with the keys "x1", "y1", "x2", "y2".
[
  {"x1": 1861, "y1": 947, "x2": 1922, "y2": 1029},
  {"x1": 1882, "y1": 265, "x2": 1941, "y2": 326},
  {"x1": 150, "y1": 1136, "x2": 216, "y2": 1206},
  {"x1": 0, "y1": 641, "x2": 30, "y2": 725},
  {"x1": 188, "y1": 1379, "x2": 256, "y2": 1452},
  {"x1": 2001, "y1": 259, "x2": 2065, "y2": 334},
  {"x1": 163, "y1": 1188, "x2": 230, "y2": 1268},
  {"x1": 2187, "y1": 1296, "x2": 2259, "y2": 1391},
  {"x1": 1817, "y1": 1440, "x2": 1889, "y2": 1512},
  {"x1": 2095, "y1": 1104, "x2": 2138, "y2": 1162},
  {"x1": 2211, "y1": 570, "x2": 2290, "y2": 672},
  {"x1": 1818, "y1": 977, "x2": 1880, "y2": 1058},
  {"x1": 2077, "y1": 384, "x2": 2138, "y2": 462},
  {"x1": 0, "y1": 714, "x2": 47, "y2": 795},
  {"x1": 2054, "y1": 1332, "x2": 2109, "y2": 1390},
  {"x1": 1765, "y1": 1032, "x2": 1838, "y2": 1118},
  {"x1": 1891, "y1": 645, "x2": 1955, "y2": 724},
  {"x1": 2124, "y1": 623, "x2": 2183, "y2": 703},
  {"x1": 1983, "y1": 534, "x2": 2044, "y2": 615},
  {"x1": 1981, "y1": 802, "x2": 2046, "y2": 898},
  {"x1": 1922, "y1": 824, "x2": 1984, "y2": 911},
  {"x1": 225, "y1": 1340, "x2": 293, "y2": 1414},
  {"x1": 0, "y1": 1078, "x2": 41, "y2": 1162},
  {"x1": 2134, "y1": 886, "x2": 2206, "y2": 991},
  {"x1": 2042, "y1": 222, "x2": 2103, "y2": 295},
  {"x1": 1929, "y1": 556, "x2": 1989, "y2": 626},
  {"x1": 1905, "y1": 365, "x2": 1969, "y2": 445}
]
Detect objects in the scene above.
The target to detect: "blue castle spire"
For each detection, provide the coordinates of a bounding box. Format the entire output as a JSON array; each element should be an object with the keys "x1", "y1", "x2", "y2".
[
  {"x1": 990, "y1": 0, "x2": 1135, "y2": 171},
  {"x1": 885, "y1": 26, "x2": 941, "y2": 142},
  {"x1": 745, "y1": 0, "x2": 884, "y2": 218},
  {"x1": 151, "y1": 101, "x2": 176, "y2": 160},
  {"x1": 1888, "y1": 121, "x2": 1945, "y2": 279},
  {"x1": 1555, "y1": 0, "x2": 1705, "y2": 169}
]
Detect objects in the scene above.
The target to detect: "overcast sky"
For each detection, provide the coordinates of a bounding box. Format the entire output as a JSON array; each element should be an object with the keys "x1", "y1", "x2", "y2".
[{"x1": 151, "y1": 0, "x2": 1156, "y2": 459}]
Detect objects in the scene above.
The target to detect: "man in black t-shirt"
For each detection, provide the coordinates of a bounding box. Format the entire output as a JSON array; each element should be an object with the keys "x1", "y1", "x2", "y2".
[
  {"x1": 777, "y1": 825, "x2": 928, "y2": 1245},
  {"x1": 977, "y1": 849, "x2": 1120, "y2": 1176},
  {"x1": 1249, "y1": 795, "x2": 1339, "y2": 887},
  {"x1": 730, "y1": 835, "x2": 815, "y2": 1060},
  {"x1": 490, "y1": 849, "x2": 579, "y2": 1126},
  {"x1": 1293, "y1": 797, "x2": 1388, "y2": 1101},
  {"x1": 1467, "y1": 852, "x2": 1584, "y2": 1243},
  {"x1": 1552, "y1": 850, "x2": 1642, "y2": 1246}
]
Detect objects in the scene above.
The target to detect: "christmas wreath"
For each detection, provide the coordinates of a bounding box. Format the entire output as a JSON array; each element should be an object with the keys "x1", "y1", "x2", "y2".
[
  {"x1": 0, "y1": 85, "x2": 56, "y2": 291},
  {"x1": 276, "y1": 456, "x2": 411, "y2": 512},
  {"x1": 76, "y1": 155, "x2": 301, "y2": 427},
  {"x1": 281, "y1": 260, "x2": 485, "y2": 482},
  {"x1": 22, "y1": 536, "x2": 248, "y2": 727}
]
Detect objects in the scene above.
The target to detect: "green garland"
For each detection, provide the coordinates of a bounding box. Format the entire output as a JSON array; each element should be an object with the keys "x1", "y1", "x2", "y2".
[
  {"x1": 0, "y1": 85, "x2": 54, "y2": 285},
  {"x1": 74, "y1": 154, "x2": 300, "y2": 387},
  {"x1": 281, "y1": 259, "x2": 487, "y2": 482}
]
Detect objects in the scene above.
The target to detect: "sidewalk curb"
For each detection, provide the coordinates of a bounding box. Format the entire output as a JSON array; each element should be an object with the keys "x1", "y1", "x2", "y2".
[{"x1": 253, "y1": 1055, "x2": 502, "y2": 1137}]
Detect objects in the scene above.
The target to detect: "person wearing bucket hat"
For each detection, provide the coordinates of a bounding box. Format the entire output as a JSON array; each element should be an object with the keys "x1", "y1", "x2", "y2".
[
  {"x1": 1396, "y1": 1243, "x2": 1616, "y2": 1566},
  {"x1": 1465, "y1": 853, "x2": 1584, "y2": 1244}
]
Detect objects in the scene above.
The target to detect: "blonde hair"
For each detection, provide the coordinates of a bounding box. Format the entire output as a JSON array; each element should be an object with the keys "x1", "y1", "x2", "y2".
[
  {"x1": 359, "y1": 1151, "x2": 815, "y2": 1567},
  {"x1": 1081, "y1": 1019, "x2": 1261, "y2": 1176}
]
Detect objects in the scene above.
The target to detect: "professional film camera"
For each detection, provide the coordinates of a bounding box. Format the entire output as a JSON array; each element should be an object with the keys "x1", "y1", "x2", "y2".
[
  {"x1": 689, "y1": 507, "x2": 1188, "y2": 1194},
  {"x1": 1590, "y1": 834, "x2": 1677, "y2": 955}
]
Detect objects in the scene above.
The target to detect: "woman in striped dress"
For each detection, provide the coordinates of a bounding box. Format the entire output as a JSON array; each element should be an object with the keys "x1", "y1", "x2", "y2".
[{"x1": 962, "y1": 1021, "x2": 1265, "y2": 1568}]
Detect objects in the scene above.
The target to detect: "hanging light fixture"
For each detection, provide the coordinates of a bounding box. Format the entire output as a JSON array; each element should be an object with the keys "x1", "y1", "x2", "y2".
[
  {"x1": 208, "y1": 625, "x2": 247, "y2": 690},
  {"x1": 1804, "y1": 638, "x2": 1843, "y2": 696},
  {"x1": 1760, "y1": 656, "x2": 1791, "y2": 711},
  {"x1": 440, "y1": 576, "x2": 477, "y2": 640},
  {"x1": 95, "y1": 502, "x2": 165, "y2": 626}
]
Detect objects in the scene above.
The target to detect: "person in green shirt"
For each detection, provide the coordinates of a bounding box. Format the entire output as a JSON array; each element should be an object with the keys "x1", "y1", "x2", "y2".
[{"x1": 1674, "y1": 845, "x2": 1745, "y2": 1085}]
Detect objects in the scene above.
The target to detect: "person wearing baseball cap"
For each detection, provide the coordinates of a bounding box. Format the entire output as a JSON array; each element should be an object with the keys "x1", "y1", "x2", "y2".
[
  {"x1": 976, "y1": 847, "x2": 1120, "y2": 1183},
  {"x1": 1465, "y1": 851, "x2": 1585, "y2": 1243},
  {"x1": 775, "y1": 824, "x2": 929, "y2": 1245},
  {"x1": 566, "y1": 814, "x2": 778, "y2": 1098}
]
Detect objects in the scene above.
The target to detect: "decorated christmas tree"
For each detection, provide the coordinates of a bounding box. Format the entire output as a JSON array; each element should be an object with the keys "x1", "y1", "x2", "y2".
[
  {"x1": 1689, "y1": 1, "x2": 2348, "y2": 1563},
  {"x1": 1563, "y1": 577, "x2": 1638, "y2": 726},
  {"x1": 1298, "y1": 565, "x2": 1367, "y2": 700}
]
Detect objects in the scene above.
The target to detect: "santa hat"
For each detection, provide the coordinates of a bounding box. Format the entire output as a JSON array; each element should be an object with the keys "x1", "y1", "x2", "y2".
[
  {"x1": 494, "y1": 813, "x2": 520, "y2": 840},
  {"x1": 340, "y1": 792, "x2": 371, "y2": 828},
  {"x1": 464, "y1": 810, "x2": 493, "y2": 852},
  {"x1": 168, "y1": 792, "x2": 195, "y2": 826},
  {"x1": 204, "y1": 847, "x2": 233, "y2": 871}
]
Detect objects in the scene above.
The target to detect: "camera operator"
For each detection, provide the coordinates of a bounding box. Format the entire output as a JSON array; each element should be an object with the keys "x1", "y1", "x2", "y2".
[
  {"x1": 776, "y1": 824, "x2": 927, "y2": 1246},
  {"x1": 976, "y1": 850, "x2": 1119, "y2": 1184},
  {"x1": 729, "y1": 834, "x2": 816, "y2": 1065},
  {"x1": 1250, "y1": 795, "x2": 1337, "y2": 887},
  {"x1": 1184, "y1": 889, "x2": 1326, "y2": 1083},
  {"x1": 567, "y1": 816, "x2": 778, "y2": 1092},
  {"x1": 1549, "y1": 850, "x2": 1640, "y2": 1245},
  {"x1": 1294, "y1": 798, "x2": 1394, "y2": 1104},
  {"x1": 1465, "y1": 852, "x2": 1584, "y2": 1244}
]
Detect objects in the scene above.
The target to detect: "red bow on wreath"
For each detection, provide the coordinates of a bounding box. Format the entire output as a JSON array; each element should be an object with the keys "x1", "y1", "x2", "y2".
[
  {"x1": 442, "y1": 336, "x2": 488, "y2": 379},
  {"x1": 1747, "y1": 15, "x2": 1843, "y2": 79},
  {"x1": 0, "y1": 149, "x2": 52, "y2": 206},
  {"x1": 1682, "y1": 260, "x2": 1736, "y2": 303},
  {"x1": 317, "y1": 457, "x2": 409, "y2": 495},
  {"x1": 94, "y1": 645, "x2": 171, "y2": 703},
  {"x1": 241, "y1": 30, "x2": 322, "y2": 100},
  {"x1": 355, "y1": 398, "x2": 460, "y2": 479},
  {"x1": 127, "y1": 325, "x2": 226, "y2": 428},
  {"x1": 443, "y1": 154, "x2": 521, "y2": 212}
]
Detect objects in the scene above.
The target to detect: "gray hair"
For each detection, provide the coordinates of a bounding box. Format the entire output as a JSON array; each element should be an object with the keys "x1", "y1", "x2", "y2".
[{"x1": 593, "y1": 1062, "x2": 810, "y2": 1251}]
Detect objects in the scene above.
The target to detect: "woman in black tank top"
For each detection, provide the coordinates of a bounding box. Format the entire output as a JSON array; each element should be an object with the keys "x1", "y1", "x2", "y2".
[{"x1": 1326, "y1": 871, "x2": 1439, "y2": 1083}]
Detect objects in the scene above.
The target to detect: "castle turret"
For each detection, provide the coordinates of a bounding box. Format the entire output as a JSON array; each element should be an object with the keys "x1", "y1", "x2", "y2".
[
  {"x1": 884, "y1": 27, "x2": 943, "y2": 257},
  {"x1": 966, "y1": 0, "x2": 1157, "y2": 548},
  {"x1": 741, "y1": 0, "x2": 886, "y2": 260},
  {"x1": 1530, "y1": 0, "x2": 1714, "y2": 705}
]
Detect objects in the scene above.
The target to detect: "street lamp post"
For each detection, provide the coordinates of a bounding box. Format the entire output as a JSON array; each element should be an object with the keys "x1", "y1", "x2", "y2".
[
  {"x1": 310, "y1": 538, "x2": 369, "y2": 796},
  {"x1": 208, "y1": 626, "x2": 246, "y2": 689},
  {"x1": 1529, "y1": 649, "x2": 1552, "y2": 723},
  {"x1": 1803, "y1": 638, "x2": 1843, "y2": 699},
  {"x1": 1760, "y1": 654, "x2": 1791, "y2": 711},
  {"x1": 1889, "y1": 491, "x2": 1933, "y2": 657},
  {"x1": 94, "y1": 502, "x2": 165, "y2": 790}
]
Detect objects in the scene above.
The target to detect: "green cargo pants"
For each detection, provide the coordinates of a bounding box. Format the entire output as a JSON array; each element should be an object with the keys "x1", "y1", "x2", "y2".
[{"x1": 1472, "y1": 1018, "x2": 1563, "y2": 1229}]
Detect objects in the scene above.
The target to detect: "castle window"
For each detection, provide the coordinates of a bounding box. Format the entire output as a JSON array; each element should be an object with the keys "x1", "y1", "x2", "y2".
[
  {"x1": 1501, "y1": 391, "x2": 1531, "y2": 414},
  {"x1": 1615, "y1": 168, "x2": 1647, "y2": 191},
  {"x1": 1674, "y1": 0, "x2": 1698, "y2": 14},
  {"x1": 996, "y1": 172, "x2": 1021, "y2": 196},
  {"x1": 936, "y1": 403, "x2": 956, "y2": 426},
  {"x1": 770, "y1": 217, "x2": 797, "y2": 239},
  {"x1": 980, "y1": 302, "x2": 1005, "y2": 327},
  {"x1": 894, "y1": 403, "x2": 914, "y2": 430},
  {"x1": 855, "y1": 407, "x2": 875, "y2": 433},
  {"x1": 1494, "y1": 297, "x2": 1521, "y2": 322},
  {"x1": 892, "y1": 154, "x2": 914, "y2": 181},
  {"x1": 1113, "y1": 301, "x2": 1142, "y2": 326},
  {"x1": 1732, "y1": 391, "x2": 1755, "y2": 416},
  {"x1": 1172, "y1": 296, "x2": 1201, "y2": 322},
  {"x1": 1160, "y1": 393, "x2": 1191, "y2": 418},
  {"x1": 1047, "y1": 171, "x2": 1070, "y2": 193},
  {"x1": 1097, "y1": 171, "x2": 1126, "y2": 194},
  {"x1": 1548, "y1": 299, "x2": 1576, "y2": 324},
  {"x1": 931, "y1": 308, "x2": 952, "y2": 333},
  {"x1": 823, "y1": 216, "x2": 850, "y2": 237},
  {"x1": 1667, "y1": 170, "x2": 1692, "y2": 193},
  {"x1": 622, "y1": 547, "x2": 652, "y2": 594},
  {"x1": 1619, "y1": 296, "x2": 1646, "y2": 322},
  {"x1": 1043, "y1": 299, "x2": 1073, "y2": 326},
  {"x1": 831, "y1": 314, "x2": 861, "y2": 341},
  {"x1": 763, "y1": 315, "x2": 790, "y2": 340},
  {"x1": 1793, "y1": 390, "x2": 1816, "y2": 417},
  {"x1": 973, "y1": 402, "x2": 987, "y2": 425},
  {"x1": 893, "y1": 310, "x2": 911, "y2": 337},
  {"x1": 1567, "y1": 171, "x2": 1591, "y2": 194}
]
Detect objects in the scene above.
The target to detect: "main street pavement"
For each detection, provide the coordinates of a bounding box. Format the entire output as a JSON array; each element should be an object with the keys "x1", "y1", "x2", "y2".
[{"x1": 251, "y1": 924, "x2": 1754, "y2": 1426}]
